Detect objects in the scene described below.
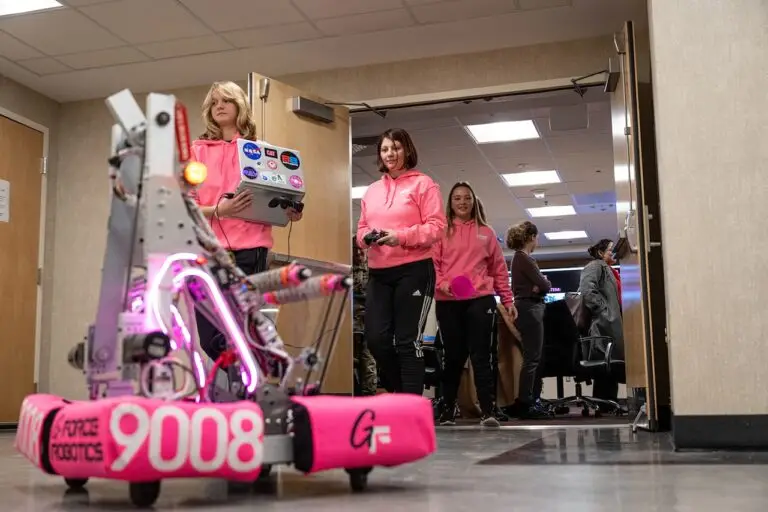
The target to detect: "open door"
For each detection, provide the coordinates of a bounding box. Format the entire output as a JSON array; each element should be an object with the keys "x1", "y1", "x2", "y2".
[
  {"x1": 610, "y1": 22, "x2": 671, "y2": 431},
  {"x1": 248, "y1": 73, "x2": 353, "y2": 395}
]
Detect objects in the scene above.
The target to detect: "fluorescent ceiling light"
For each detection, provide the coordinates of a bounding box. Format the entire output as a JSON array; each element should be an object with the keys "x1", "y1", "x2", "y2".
[
  {"x1": 351, "y1": 186, "x2": 368, "y2": 199},
  {"x1": 545, "y1": 230, "x2": 588, "y2": 241},
  {"x1": 616, "y1": 201, "x2": 631, "y2": 213},
  {"x1": 465, "y1": 120, "x2": 539, "y2": 144},
  {"x1": 614, "y1": 164, "x2": 630, "y2": 183},
  {"x1": 527, "y1": 205, "x2": 576, "y2": 218},
  {"x1": 501, "y1": 170, "x2": 561, "y2": 187},
  {"x1": 0, "y1": 0, "x2": 62, "y2": 17}
]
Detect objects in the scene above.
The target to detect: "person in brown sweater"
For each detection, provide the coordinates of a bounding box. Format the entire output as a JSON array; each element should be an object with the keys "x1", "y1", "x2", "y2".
[{"x1": 506, "y1": 221, "x2": 553, "y2": 419}]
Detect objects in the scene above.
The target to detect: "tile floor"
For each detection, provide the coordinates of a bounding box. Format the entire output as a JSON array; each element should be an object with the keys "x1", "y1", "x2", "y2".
[{"x1": 3, "y1": 424, "x2": 768, "y2": 511}]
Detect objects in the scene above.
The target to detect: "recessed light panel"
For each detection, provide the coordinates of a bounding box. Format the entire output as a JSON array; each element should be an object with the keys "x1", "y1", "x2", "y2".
[
  {"x1": 501, "y1": 170, "x2": 561, "y2": 187},
  {"x1": 527, "y1": 205, "x2": 576, "y2": 218},
  {"x1": 465, "y1": 120, "x2": 540, "y2": 144},
  {"x1": 0, "y1": 0, "x2": 62, "y2": 17},
  {"x1": 351, "y1": 186, "x2": 368, "y2": 199},
  {"x1": 544, "y1": 230, "x2": 588, "y2": 241}
]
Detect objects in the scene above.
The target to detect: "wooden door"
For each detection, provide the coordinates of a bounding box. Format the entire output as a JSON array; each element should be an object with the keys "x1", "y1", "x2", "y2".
[
  {"x1": 610, "y1": 22, "x2": 671, "y2": 431},
  {"x1": 249, "y1": 73, "x2": 353, "y2": 394},
  {"x1": 0, "y1": 115, "x2": 44, "y2": 424}
]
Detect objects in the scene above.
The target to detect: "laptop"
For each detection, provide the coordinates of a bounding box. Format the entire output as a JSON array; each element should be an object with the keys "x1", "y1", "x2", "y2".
[{"x1": 231, "y1": 139, "x2": 306, "y2": 227}]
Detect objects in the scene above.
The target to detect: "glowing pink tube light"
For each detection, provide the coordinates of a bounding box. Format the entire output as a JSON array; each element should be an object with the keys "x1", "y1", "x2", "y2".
[
  {"x1": 146, "y1": 252, "x2": 198, "y2": 332},
  {"x1": 170, "y1": 305, "x2": 206, "y2": 389},
  {"x1": 173, "y1": 267, "x2": 262, "y2": 394}
]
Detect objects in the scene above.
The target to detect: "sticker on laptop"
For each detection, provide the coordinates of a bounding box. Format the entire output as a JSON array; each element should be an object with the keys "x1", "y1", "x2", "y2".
[
  {"x1": 289, "y1": 175, "x2": 304, "y2": 189},
  {"x1": 242, "y1": 167, "x2": 258, "y2": 179},
  {"x1": 242, "y1": 142, "x2": 261, "y2": 160},
  {"x1": 280, "y1": 151, "x2": 300, "y2": 170}
]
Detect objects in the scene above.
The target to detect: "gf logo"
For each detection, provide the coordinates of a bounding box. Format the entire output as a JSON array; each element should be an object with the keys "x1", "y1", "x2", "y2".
[{"x1": 350, "y1": 409, "x2": 391, "y2": 455}]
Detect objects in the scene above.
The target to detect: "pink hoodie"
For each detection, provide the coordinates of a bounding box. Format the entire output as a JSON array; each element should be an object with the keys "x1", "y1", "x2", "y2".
[
  {"x1": 356, "y1": 170, "x2": 446, "y2": 269},
  {"x1": 433, "y1": 219, "x2": 513, "y2": 307},
  {"x1": 191, "y1": 138, "x2": 273, "y2": 250}
]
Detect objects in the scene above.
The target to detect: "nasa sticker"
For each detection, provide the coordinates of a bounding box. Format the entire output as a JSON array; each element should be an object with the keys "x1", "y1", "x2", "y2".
[
  {"x1": 243, "y1": 142, "x2": 262, "y2": 160},
  {"x1": 289, "y1": 175, "x2": 304, "y2": 189},
  {"x1": 280, "y1": 151, "x2": 300, "y2": 171},
  {"x1": 242, "y1": 166, "x2": 258, "y2": 179}
]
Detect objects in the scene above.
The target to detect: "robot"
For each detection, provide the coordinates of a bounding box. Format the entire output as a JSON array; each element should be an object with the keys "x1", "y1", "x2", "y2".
[{"x1": 14, "y1": 90, "x2": 436, "y2": 508}]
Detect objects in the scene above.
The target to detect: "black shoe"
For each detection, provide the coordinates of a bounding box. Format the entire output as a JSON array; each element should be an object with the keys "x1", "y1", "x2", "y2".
[
  {"x1": 479, "y1": 413, "x2": 500, "y2": 427},
  {"x1": 519, "y1": 404, "x2": 554, "y2": 420},
  {"x1": 492, "y1": 405, "x2": 509, "y2": 423},
  {"x1": 437, "y1": 402, "x2": 458, "y2": 426}
]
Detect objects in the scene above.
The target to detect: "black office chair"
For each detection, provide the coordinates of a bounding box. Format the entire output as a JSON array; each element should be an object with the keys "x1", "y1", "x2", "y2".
[{"x1": 541, "y1": 299, "x2": 626, "y2": 417}]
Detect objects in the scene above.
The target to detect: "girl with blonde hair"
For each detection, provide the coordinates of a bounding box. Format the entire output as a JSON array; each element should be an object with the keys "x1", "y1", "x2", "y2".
[{"x1": 192, "y1": 81, "x2": 303, "y2": 361}]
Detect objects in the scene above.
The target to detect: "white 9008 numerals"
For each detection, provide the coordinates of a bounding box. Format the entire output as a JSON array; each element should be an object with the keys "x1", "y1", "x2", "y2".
[{"x1": 109, "y1": 404, "x2": 264, "y2": 473}]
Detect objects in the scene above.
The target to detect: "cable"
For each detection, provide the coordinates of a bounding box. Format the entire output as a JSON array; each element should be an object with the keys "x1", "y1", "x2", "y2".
[
  {"x1": 213, "y1": 193, "x2": 234, "y2": 253},
  {"x1": 287, "y1": 220, "x2": 293, "y2": 260}
]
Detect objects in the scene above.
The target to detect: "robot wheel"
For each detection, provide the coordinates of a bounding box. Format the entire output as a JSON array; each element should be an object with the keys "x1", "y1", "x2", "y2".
[
  {"x1": 345, "y1": 467, "x2": 372, "y2": 492},
  {"x1": 129, "y1": 481, "x2": 161, "y2": 508}
]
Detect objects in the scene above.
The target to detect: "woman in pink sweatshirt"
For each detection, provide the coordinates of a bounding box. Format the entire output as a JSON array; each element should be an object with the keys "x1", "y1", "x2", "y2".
[
  {"x1": 432, "y1": 182, "x2": 516, "y2": 427},
  {"x1": 356, "y1": 128, "x2": 446, "y2": 396},
  {"x1": 192, "y1": 81, "x2": 302, "y2": 361}
]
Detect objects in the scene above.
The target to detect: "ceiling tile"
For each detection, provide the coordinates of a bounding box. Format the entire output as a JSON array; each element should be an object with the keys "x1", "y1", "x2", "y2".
[
  {"x1": 56, "y1": 46, "x2": 148, "y2": 70},
  {"x1": 16, "y1": 57, "x2": 71, "y2": 75},
  {"x1": 0, "y1": 31, "x2": 44, "y2": 60},
  {"x1": 315, "y1": 9, "x2": 414, "y2": 37},
  {"x1": 518, "y1": 0, "x2": 572, "y2": 10},
  {"x1": 292, "y1": 0, "x2": 405, "y2": 20},
  {"x1": 179, "y1": 0, "x2": 305, "y2": 31},
  {"x1": 517, "y1": 195, "x2": 573, "y2": 209},
  {"x1": 62, "y1": 0, "x2": 120, "y2": 4},
  {"x1": 80, "y1": 0, "x2": 212, "y2": 44},
  {"x1": 221, "y1": 22, "x2": 321, "y2": 49},
  {"x1": 410, "y1": 0, "x2": 519, "y2": 24},
  {"x1": 137, "y1": 35, "x2": 233, "y2": 59},
  {"x1": 0, "y1": 9, "x2": 124, "y2": 55},
  {"x1": 512, "y1": 183, "x2": 571, "y2": 198}
]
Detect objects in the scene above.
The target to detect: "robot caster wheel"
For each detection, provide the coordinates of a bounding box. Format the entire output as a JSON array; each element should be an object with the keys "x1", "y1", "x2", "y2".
[
  {"x1": 64, "y1": 477, "x2": 89, "y2": 489},
  {"x1": 345, "y1": 467, "x2": 372, "y2": 492},
  {"x1": 129, "y1": 481, "x2": 161, "y2": 508},
  {"x1": 257, "y1": 464, "x2": 273, "y2": 481}
]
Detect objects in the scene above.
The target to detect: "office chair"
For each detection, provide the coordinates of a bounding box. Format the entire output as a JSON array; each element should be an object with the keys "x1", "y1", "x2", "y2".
[{"x1": 541, "y1": 299, "x2": 625, "y2": 417}]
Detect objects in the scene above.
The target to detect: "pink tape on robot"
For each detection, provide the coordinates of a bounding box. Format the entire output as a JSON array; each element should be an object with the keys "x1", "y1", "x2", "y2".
[
  {"x1": 18, "y1": 395, "x2": 266, "y2": 482},
  {"x1": 291, "y1": 394, "x2": 436, "y2": 474}
]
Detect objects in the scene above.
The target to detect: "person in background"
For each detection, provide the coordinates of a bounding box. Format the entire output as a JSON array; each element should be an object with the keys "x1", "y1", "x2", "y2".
[
  {"x1": 352, "y1": 236, "x2": 378, "y2": 396},
  {"x1": 191, "y1": 81, "x2": 303, "y2": 362},
  {"x1": 506, "y1": 221, "x2": 553, "y2": 419},
  {"x1": 356, "y1": 128, "x2": 446, "y2": 396},
  {"x1": 433, "y1": 182, "x2": 517, "y2": 427},
  {"x1": 579, "y1": 239, "x2": 624, "y2": 401}
]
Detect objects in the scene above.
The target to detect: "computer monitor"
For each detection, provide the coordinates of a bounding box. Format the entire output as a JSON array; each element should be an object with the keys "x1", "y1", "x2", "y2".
[{"x1": 231, "y1": 139, "x2": 306, "y2": 227}]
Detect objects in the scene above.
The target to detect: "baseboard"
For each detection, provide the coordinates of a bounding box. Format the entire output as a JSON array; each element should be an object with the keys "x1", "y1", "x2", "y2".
[{"x1": 674, "y1": 414, "x2": 768, "y2": 450}]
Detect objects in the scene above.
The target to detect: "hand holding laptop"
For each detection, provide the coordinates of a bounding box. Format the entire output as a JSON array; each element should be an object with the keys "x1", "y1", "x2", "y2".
[{"x1": 218, "y1": 190, "x2": 252, "y2": 218}]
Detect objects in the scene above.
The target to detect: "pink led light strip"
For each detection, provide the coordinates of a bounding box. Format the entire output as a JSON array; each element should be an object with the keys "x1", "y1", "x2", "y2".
[{"x1": 145, "y1": 252, "x2": 262, "y2": 395}]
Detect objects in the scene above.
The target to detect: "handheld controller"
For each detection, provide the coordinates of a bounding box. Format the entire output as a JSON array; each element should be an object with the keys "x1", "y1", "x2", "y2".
[{"x1": 363, "y1": 230, "x2": 388, "y2": 245}]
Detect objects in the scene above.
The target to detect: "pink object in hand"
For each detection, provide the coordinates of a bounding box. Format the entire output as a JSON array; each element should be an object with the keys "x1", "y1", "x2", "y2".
[{"x1": 450, "y1": 275, "x2": 476, "y2": 299}]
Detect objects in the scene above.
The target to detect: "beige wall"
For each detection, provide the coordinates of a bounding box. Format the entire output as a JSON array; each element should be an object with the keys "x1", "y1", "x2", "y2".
[
  {"x1": 4, "y1": 35, "x2": 614, "y2": 400},
  {"x1": 649, "y1": 1, "x2": 768, "y2": 415}
]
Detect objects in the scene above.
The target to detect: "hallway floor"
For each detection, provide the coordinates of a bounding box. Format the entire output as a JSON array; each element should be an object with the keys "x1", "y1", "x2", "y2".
[{"x1": 3, "y1": 425, "x2": 768, "y2": 511}]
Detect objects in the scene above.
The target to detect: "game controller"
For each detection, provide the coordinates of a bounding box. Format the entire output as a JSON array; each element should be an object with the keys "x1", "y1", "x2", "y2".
[
  {"x1": 268, "y1": 195, "x2": 305, "y2": 213},
  {"x1": 363, "y1": 230, "x2": 388, "y2": 246}
]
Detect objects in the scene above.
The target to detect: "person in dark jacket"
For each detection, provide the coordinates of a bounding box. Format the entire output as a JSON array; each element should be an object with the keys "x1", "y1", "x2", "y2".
[
  {"x1": 352, "y1": 237, "x2": 378, "y2": 396},
  {"x1": 579, "y1": 239, "x2": 624, "y2": 401},
  {"x1": 506, "y1": 221, "x2": 552, "y2": 419}
]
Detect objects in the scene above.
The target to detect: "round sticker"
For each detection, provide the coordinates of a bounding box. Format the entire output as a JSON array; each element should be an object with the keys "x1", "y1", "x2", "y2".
[
  {"x1": 267, "y1": 160, "x2": 278, "y2": 170},
  {"x1": 289, "y1": 175, "x2": 304, "y2": 189},
  {"x1": 242, "y1": 167, "x2": 258, "y2": 179},
  {"x1": 242, "y1": 142, "x2": 261, "y2": 160},
  {"x1": 280, "y1": 151, "x2": 300, "y2": 171}
]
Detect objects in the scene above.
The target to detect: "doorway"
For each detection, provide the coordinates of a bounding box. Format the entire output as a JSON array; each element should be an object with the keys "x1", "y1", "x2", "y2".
[{"x1": 0, "y1": 114, "x2": 45, "y2": 425}]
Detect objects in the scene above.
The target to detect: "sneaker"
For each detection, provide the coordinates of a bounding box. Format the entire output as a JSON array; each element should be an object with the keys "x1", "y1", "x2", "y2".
[
  {"x1": 493, "y1": 406, "x2": 510, "y2": 423},
  {"x1": 519, "y1": 404, "x2": 554, "y2": 420},
  {"x1": 479, "y1": 413, "x2": 500, "y2": 427},
  {"x1": 437, "y1": 402, "x2": 458, "y2": 426}
]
